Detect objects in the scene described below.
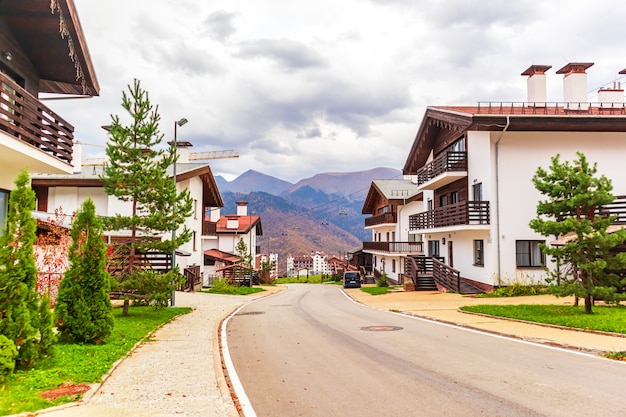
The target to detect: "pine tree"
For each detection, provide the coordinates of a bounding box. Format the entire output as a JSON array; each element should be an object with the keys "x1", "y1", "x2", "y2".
[
  {"x1": 530, "y1": 152, "x2": 626, "y2": 313},
  {"x1": 100, "y1": 79, "x2": 193, "y2": 309},
  {"x1": 55, "y1": 198, "x2": 114, "y2": 343},
  {"x1": 0, "y1": 171, "x2": 54, "y2": 369}
]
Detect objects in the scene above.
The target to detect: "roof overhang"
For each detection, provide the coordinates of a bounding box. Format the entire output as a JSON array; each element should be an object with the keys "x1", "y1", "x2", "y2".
[{"x1": 1, "y1": 0, "x2": 99, "y2": 96}]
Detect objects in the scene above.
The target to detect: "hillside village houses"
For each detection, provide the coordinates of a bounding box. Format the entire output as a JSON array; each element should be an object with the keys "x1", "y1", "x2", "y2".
[
  {"x1": 0, "y1": 0, "x2": 99, "y2": 228},
  {"x1": 362, "y1": 63, "x2": 626, "y2": 293},
  {"x1": 287, "y1": 251, "x2": 338, "y2": 277},
  {"x1": 31, "y1": 142, "x2": 224, "y2": 286}
]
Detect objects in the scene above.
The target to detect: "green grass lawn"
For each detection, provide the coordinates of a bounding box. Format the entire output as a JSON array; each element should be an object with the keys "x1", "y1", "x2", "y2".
[
  {"x1": 460, "y1": 304, "x2": 626, "y2": 334},
  {"x1": 0, "y1": 306, "x2": 190, "y2": 416}
]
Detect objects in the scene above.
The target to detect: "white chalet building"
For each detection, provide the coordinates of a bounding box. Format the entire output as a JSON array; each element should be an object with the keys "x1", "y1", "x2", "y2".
[{"x1": 363, "y1": 63, "x2": 626, "y2": 292}]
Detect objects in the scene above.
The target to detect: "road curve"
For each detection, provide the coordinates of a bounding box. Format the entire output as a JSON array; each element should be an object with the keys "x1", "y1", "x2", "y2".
[{"x1": 226, "y1": 284, "x2": 626, "y2": 417}]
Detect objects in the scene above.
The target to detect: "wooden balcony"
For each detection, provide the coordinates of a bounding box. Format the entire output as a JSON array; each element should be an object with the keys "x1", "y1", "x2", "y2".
[
  {"x1": 415, "y1": 151, "x2": 467, "y2": 189},
  {"x1": 202, "y1": 219, "x2": 217, "y2": 236},
  {"x1": 362, "y1": 241, "x2": 424, "y2": 254},
  {"x1": 409, "y1": 201, "x2": 490, "y2": 230},
  {"x1": 0, "y1": 72, "x2": 74, "y2": 164},
  {"x1": 364, "y1": 212, "x2": 397, "y2": 227}
]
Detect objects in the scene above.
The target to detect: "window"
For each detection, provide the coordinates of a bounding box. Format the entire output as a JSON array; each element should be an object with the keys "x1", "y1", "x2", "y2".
[
  {"x1": 450, "y1": 191, "x2": 459, "y2": 204},
  {"x1": 473, "y1": 240, "x2": 484, "y2": 266},
  {"x1": 193, "y1": 231, "x2": 197, "y2": 251},
  {"x1": 428, "y1": 240, "x2": 440, "y2": 257},
  {"x1": 391, "y1": 231, "x2": 396, "y2": 242},
  {"x1": 392, "y1": 259, "x2": 396, "y2": 273},
  {"x1": 0, "y1": 190, "x2": 8, "y2": 235},
  {"x1": 193, "y1": 199, "x2": 198, "y2": 219},
  {"x1": 516, "y1": 240, "x2": 544, "y2": 267},
  {"x1": 473, "y1": 183, "x2": 483, "y2": 201},
  {"x1": 439, "y1": 195, "x2": 448, "y2": 207},
  {"x1": 427, "y1": 198, "x2": 433, "y2": 210}
]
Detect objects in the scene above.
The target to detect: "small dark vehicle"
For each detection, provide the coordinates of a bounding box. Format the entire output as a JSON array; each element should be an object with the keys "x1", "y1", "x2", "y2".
[{"x1": 343, "y1": 271, "x2": 361, "y2": 288}]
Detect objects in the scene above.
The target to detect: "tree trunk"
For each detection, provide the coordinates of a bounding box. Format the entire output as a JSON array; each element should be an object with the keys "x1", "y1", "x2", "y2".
[{"x1": 584, "y1": 294, "x2": 593, "y2": 314}]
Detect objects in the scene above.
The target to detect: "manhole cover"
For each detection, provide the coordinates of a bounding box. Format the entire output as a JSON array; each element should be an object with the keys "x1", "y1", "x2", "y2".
[
  {"x1": 361, "y1": 325, "x2": 403, "y2": 332},
  {"x1": 236, "y1": 311, "x2": 265, "y2": 316}
]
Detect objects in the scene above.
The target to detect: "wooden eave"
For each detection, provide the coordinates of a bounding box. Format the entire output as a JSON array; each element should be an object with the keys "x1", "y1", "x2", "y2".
[
  {"x1": 0, "y1": 0, "x2": 99, "y2": 96},
  {"x1": 361, "y1": 183, "x2": 383, "y2": 214},
  {"x1": 403, "y1": 107, "x2": 472, "y2": 175},
  {"x1": 30, "y1": 177, "x2": 101, "y2": 187},
  {"x1": 403, "y1": 106, "x2": 626, "y2": 175}
]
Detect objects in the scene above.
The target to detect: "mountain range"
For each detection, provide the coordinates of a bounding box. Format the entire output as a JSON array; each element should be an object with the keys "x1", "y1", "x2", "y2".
[{"x1": 215, "y1": 167, "x2": 402, "y2": 272}]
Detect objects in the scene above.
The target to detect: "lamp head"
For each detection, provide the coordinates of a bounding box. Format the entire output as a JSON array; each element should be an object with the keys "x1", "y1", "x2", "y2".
[{"x1": 176, "y1": 118, "x2": 188, "y2": 127}]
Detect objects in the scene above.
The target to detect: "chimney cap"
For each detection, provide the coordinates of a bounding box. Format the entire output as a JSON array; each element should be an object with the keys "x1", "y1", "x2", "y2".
[
  {"x1": 521, "y1": 65, "x2": 552, "y2": 76},
  {"x1": 556, "y1": 62, "x2": 594, "y2": 74},
  {"x1": 236, "y1": 200, "x2": 248, "y2": 206},
  {"x1": 619, "y1": 68, "x2": 626, "y2": 75},
  {"x1": 167, "y1": 141, "x2": 193, "y2": 148}
]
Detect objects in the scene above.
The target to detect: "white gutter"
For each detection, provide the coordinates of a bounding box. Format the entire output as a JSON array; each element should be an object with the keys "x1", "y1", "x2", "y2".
[{"x1": 494, "y1": 116, "x2": 510, "y2": 287}]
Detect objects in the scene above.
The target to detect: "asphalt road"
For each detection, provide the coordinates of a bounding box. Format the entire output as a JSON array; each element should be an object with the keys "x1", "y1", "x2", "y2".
[{"x1": 226, "y1": 284, "x2": 626, "y2": 417}]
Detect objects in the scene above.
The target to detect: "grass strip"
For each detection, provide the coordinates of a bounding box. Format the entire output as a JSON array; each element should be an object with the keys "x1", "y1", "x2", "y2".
[
  {"x1": 0, "y1": 306, "x2": 190, "y2": 416},
  {"x1": 460, "y1": 304, "x2": 626, "y2": 334}
]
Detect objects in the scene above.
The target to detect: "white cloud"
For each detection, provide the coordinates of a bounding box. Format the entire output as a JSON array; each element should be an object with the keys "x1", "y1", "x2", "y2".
[{"x1": 49, "y1": 0, "x2": 626, "y2": 183}]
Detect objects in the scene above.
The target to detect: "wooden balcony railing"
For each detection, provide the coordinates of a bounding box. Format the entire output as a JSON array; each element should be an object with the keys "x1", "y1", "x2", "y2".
[
  {"x1": 364, "y1": 212, "x2": 397, "y2": 227},
  {"x1": 409, "y1": 201, "x2": 490, "y2": 230},
  {"x1": 415, "y1": 151, "x2": 467, "y2": 186},
  {"x1": 202, "y1": 219, "x2": 217, "y2": 236},
  {"x1": 362, "y1": 241, "x2": 424, "y2": 254},
  {"x1": 0, "y1": 72, "x2": 74, "y2": 164}
]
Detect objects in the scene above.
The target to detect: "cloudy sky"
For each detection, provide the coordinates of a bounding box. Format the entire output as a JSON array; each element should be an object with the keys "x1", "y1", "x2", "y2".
[{"x1": 49, "y1": 0, "x2": 626, "y2": 183}]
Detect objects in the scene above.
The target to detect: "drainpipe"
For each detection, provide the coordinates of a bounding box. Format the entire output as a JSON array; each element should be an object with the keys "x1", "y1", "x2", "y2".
[{"x1": 494, "y1": 116, "x2": 510, "y2": 287}]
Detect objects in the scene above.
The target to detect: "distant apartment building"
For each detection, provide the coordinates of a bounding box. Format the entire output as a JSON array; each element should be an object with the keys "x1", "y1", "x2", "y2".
[{"x1": 287, "y1": 251, "x2": 335, "y2": 276}]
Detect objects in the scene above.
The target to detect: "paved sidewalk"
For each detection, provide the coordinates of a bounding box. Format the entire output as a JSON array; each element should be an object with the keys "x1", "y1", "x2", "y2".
[
  {"x1": 31, "y1": 286, "x2": 626, "y2": 417},
  {"x1": 35, "y1": 289, "x2": 282, "y2": 417},
  {"x1": 347, "y1": 288, "x2": 626, "y2": 354}
]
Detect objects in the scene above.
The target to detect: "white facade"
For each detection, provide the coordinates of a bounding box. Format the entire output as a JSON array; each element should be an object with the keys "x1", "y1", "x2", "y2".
[{"x1": 367, "y1": 63, "x2": 626, "y2": 290}]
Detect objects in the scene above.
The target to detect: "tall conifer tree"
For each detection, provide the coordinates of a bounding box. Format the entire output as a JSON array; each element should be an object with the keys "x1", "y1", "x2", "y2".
[
  {"x1": 55, "y1": 198, "x2": 113, "y2": 343},
  {"x1": 100, "y1": 80, "x2": 193, "y2": 307},
  {"x1": 530, "y1": 152, "x2": 626, "y2": 313},
  {"x1": 0, "y1": 171, "x2": 53, "y2": 369}
]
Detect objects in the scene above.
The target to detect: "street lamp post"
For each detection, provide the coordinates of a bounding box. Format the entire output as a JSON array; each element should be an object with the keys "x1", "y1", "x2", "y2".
[{"x1": 171, "y1": 117, "x2": 188, "y2": 307}]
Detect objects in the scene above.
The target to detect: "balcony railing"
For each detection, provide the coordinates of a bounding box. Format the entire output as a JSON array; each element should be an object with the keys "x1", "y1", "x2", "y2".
[
  {"x1": 0, "y1": 72, "x2": 74, "y2": 164},
  {"x1": 202, "y1": 220, "x2": 217, "y2": 236},
  {"x1": 415, "y1": 151, "x2": 467, "y2": 186},
  {"x1": 362, "y1": 241, "x2": 424, "y2": 254},
  {"x1": 409, "y1": 201, "x2": 490, "y2": 230},
  {"x1": 364, "y1": 212, "x2": 397, "y2": 227}
]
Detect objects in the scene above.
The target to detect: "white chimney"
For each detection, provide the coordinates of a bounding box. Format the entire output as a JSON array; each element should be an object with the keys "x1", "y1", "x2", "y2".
[
  {"x1": 521, "y1": 65, "x2": 552, "y2": 105},
  {"x1": 72, "y1": 141, "x2": 83, "y2": 173},
  {"x1": 208, "y1": 206, "x2": 220, "y2": 222},
  {"x1": 556, "y1": 62, "x2": 594, "y2": 110},
  {"x1": 236, "y1": 200, "x2": 248, "y2": 216},
  {"x1": 172, "y1": 141, "x2": 192, "y2": 163}
]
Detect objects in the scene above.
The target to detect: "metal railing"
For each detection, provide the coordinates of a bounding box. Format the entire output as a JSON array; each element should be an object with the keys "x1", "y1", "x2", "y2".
[
  {"x1": 476, "y1": 101, "x2": 626, "y2": 115},
  {"x1": 415, "y1": 151, "x2": 467, "y2": 186},
  {"x1": 409, "y1": 201, "x2": 490, "y2": 230},
  {"x1": 0, "y1": 72, "x2": 74, "y2": 164}
]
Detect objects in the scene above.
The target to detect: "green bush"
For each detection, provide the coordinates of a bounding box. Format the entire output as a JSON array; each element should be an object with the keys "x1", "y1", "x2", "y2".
[
  {"x1": 376, "y1": 273, "x2": 389, "y2": 287},
  {"x1": 481, "y1": 283, "x2": 550, "y2": 298},
  {"x1": 0, "y1": 335, "x2": 18, "y2": 378}
]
